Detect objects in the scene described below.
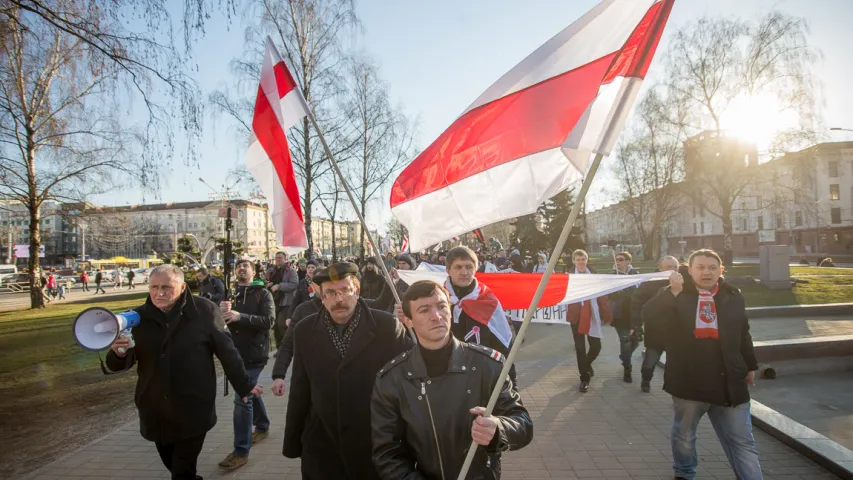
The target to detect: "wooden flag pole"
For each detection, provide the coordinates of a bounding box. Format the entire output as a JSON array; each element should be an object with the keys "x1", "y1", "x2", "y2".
[
  {"x1": 455, "y1": 152, "x2": 605, "y2": 478},
  {"x1": 305, "y1": 112, "x2": 406, "y2": 309}
]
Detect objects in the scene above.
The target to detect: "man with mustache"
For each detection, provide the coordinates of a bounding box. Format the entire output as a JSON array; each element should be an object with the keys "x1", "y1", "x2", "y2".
[{"x1": 282, "y1": 262, "x2": 413, "y2": 479}]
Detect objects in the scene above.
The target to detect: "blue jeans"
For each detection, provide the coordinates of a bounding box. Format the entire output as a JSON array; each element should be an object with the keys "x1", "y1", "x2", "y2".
[
  {"x1": 641, "y1": 347, "x2": 664, "y2": 382},
  {"x1": 671, "y1": 397, "x2": 762, "y2": 480},
  {"x1": 615, "y1": 327, "x2": 639, "y2": 369},
  {"x1": 233, "y1": 366, "x2": 270, "y2": 455}
]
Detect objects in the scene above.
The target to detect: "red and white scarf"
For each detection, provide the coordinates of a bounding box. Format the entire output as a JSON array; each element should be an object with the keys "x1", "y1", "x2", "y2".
[
  {"x1": 694, "y1": 284, "x2": 720, "y2": 340},
  {"x1": 445, "y1": 278, "x2": 513, "y2": 349}
]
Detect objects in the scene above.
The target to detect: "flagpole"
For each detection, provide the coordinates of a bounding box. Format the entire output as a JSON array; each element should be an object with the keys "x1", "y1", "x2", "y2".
[
  {"x1": 305, "y1": 112, "x2": 408, "y2": 309},
  {"x1": 455, "y1": 152, "x2": 605, "y2": 477}
]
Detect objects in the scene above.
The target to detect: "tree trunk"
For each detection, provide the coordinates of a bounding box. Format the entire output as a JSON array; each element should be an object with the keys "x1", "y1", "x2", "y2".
[
  {"x1": 721, "y1": 204, "x2": 734, "y2": 266},
  {"x1": 25, "y1": 139, "x2": 43, "y2": 309}
]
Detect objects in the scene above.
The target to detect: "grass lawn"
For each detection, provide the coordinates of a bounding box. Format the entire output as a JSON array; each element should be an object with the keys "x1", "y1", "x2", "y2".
[{"x1": 0, "y1": 293, "x2": 148, "y2": 479}]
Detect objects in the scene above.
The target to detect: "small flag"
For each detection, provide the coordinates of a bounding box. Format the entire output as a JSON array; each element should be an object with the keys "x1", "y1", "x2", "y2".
[
  {"x1": 473, "y1": 228, "x2": 486, "y2": 244},
  {"x1": 401, "y1": 237, "x2": 409, "y2": 253}
]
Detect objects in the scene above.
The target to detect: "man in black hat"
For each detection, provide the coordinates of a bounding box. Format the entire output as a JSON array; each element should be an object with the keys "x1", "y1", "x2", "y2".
[{"x1": 282, "y1": 262, "x2": 413, "y2": 479}]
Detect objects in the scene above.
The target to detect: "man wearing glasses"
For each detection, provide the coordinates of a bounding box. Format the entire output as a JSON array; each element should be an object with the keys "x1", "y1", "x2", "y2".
[
  {"x1": 282, "y1": 262, "x2": 414, "y2": 480},
  {"x1": 611, "y1": 251, "x2": 640, "y2": 383}
]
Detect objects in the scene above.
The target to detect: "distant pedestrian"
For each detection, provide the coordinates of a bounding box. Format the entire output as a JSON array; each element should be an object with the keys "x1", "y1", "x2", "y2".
[
  {"x1": 46, "y1": 273, "x2": 57, "y2": 299},
  {"x1": 80, "y1": 271, "x2": 90, "y2": 292},
  {"x1": 39, "y1": 271, "x2": 51, "y2": 305},
  {"x1": 611, "y1": 251, "x2": 640, "y2": 383},
  {"x1": 94, "y1": 269, "x2": 106, "y2": 294},
  {"x1": 127, "y1": 269, "x2": 136, "y2": 289},
  {"x1": 643, "y1": 249, "x2": 761, "y2": 479},
  {"x1": 57, "y1": 282, "x2": 66, "y2": 300},
  {"x1": 566, "y1": 249, "x2": 612, "y2": 393},
  {"x1": 114, "y1": 267, "x2": 123, "y2": 290}
]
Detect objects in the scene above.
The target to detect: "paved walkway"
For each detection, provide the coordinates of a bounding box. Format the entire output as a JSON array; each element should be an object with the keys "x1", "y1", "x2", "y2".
[{"x1": 27, "y1": 318, "x2": 849, "y2": 480}]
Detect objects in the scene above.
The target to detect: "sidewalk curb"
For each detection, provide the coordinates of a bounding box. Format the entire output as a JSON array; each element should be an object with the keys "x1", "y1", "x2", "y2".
[
  {"x1": 750, "y1": 401, "x2": 853, "y2": 480},
  {"x1": 747, "y1": 303, "x2": 853, "y2": 318}
]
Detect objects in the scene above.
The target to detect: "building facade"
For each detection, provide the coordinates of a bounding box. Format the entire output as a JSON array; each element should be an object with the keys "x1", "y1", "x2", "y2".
[{"x1": 586, "y1": 138, "x2": 853, "y2": 259}]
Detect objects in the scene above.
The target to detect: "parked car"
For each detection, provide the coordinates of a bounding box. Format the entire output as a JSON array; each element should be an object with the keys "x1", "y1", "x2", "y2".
[
  {"x1": 132, "y1": 268, "x2": 149, "y2": 284},
  {"x1": 2, "y1": 273, "x2": 30, "y2": 285}
]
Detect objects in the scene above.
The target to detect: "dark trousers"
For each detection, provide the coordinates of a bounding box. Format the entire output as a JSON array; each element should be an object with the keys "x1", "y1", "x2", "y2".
[
  {"x1": 273, "y1": 305, "x2": 289, "y2": 348},
  {"x1": 641, "y1": 347, "x2": 664, "y2": 382},
  {"x1": 571, "y1": 323, "x2": 601, "y2": 382},
  {"x1": 81, "y1": 280, "x2": 89, "y2": 291},
  {"x1": 154, "y1": 433, "x2": 206, "y2": 480},
  {"x1": 615, "y1": 326, "x2": 640, "y2": 370}
]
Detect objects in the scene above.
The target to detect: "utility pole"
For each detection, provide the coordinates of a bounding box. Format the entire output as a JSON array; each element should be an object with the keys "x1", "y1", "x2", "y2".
[{"x1": 81, "y1": 224, "x2": 86, "y2": 261}]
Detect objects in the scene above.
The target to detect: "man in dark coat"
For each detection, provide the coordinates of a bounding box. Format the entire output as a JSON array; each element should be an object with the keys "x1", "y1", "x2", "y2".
[
  {"x1": 286, "y1": 259, "x2": 318, "y2": 319},
  {"x1": 359, "y1": 256, "x2": 387, "y2": 300},
  {"x1": 282, "y1": 262, "x2": 413, "y2": 479},
  {"x1": 196, "y1": 267, "x2": 225, "y2": 304},
  {"x1": 632, "y1": 255, "x2": 679, "y2": 393},
  {"x1": 372, "y1": 280, "x2": 532, "y2": 479},
  {"x1": 217, "y1": 259, "x2": 276, "y2": 471},
  {"x1": 371, "y1": 253, "x2": 417, "y2": 312},
  {"x1": 266, "y1": 252, "x2": 298, "y2": 349},
  {"x1": 106, "y1": 264, "x2": 262, "y2": 480},
  {"x1": 610, "y1": 251, "x2": 640, "y2": 383},
  {"x1": 642, "y1": 249, "x2": 761, "y2": 480}
]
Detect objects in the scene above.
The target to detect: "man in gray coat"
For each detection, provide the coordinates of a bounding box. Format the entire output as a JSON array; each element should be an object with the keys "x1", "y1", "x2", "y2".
[{"x1": 266, "y1": 251, "x2": 298, "y2": 349}]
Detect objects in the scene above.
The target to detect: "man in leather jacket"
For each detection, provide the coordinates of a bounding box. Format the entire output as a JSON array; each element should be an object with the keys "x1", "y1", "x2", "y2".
[{"x1": 372, "y1": 280, "x2": 533, "y2": 479}]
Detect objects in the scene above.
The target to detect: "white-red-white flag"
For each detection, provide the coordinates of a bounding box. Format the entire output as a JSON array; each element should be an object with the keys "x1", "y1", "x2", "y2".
[
  {"x1": 246, "y1": 37, "x2": 310, "y2": 254},
  {"x1": 401, "y1": 237, "x2": 409, "y2": 253},
  {"x1": 390, "y1": 0, "x2": 674, "y2": 251}
]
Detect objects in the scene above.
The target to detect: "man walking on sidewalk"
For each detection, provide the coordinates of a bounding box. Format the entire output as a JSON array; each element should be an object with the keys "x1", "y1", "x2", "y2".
[
  {"x1": 633, "y1": 255, "x2": 679, "y2": 393},
  {"x1": 611, "y1": 251, "x2": 640, "y2": 383},
  {"x1": 94, "y1": 268, "x2": 106, "y2": 294},
  {"x1": 217, "y1": 258, "x2": 276, "y2": 471},
  {"x1": 642, "y1": 249, "x2": 762, "y2": 480}
]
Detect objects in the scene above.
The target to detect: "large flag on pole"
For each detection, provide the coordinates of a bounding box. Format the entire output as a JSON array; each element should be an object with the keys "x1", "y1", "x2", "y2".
[
  {"x1": 398, "y1": 269, "x2": 669, "y2": 310},
  {"x1": 246, "y1": 37, "x2": 310, "y2": 254},
  {"x1": 390, "y1": 0, "x2": 674, "y2": 251}
]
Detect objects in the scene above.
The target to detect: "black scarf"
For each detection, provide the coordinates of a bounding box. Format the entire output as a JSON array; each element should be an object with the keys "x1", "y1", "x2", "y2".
[{"x1": 323, "y1": 303, "x2": 363, "y2": 358}]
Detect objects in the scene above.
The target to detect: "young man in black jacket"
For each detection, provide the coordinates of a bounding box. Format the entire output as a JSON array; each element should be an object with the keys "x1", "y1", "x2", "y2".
[
  {"x1": 196, "y1": 267, "x2": 225, "y2": 304},
  {"x1": 632, "y1": 255, "x2": 679, "y2": 393},
  {"x1": 372, "y1": 280, "x2": 533, "y2": 479},
  {"x1": 642, "y1": 249, "x2": 761, "y2": 480},
  {"x1": 217, "y1": 259, "x2": 276, "y2": 471},
  {"x1": 611, "y1": 251, "x2": 640, "y2": 383},
  {"x1": 106, "y1": 264, "x2": 262, "y2": 480}
]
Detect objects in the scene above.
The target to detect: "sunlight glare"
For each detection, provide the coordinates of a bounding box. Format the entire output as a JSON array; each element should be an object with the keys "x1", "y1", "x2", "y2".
[{"x1": 718, "y1": 92, "x2": 799, "y2": 153}]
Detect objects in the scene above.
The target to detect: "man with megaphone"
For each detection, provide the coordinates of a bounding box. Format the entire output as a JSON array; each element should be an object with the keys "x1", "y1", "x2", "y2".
[{"x1": 104, "y1": 264, "x2": 263, "y2": 480}]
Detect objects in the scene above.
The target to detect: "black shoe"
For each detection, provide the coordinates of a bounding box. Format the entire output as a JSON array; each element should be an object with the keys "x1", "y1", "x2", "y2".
[
  {"x1": 588, "y1": 365, "x2": 594, "y2": 377},
  {"x1": 623, "y1": 367, "x2": 633, "y2": 383},
  {"x1": 579, "y1": 381, "x2": 589, "y2": 393},
  {"x1": 641, "y1": 381, "x2": 651, "y2": 393}
]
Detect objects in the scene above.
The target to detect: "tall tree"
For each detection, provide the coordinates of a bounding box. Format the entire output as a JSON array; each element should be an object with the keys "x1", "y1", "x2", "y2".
[
  {"x1": 210, "y1": 0, "x2": 358, "y2": 257},
  {"x1": 317, "y1": 172, "x2": 344, "y2": 261},
  {"x1": 340, "y1": 57, "x2": 415, "y2": 262},
  {"x1": 612, "y1": 89, "x2": 685, "y2": 260},
  {"x1": 664, "y1": 12, "x2": 821, "y2": 263},
  {"x1": 540, "y1": 189, "x2": 585, "y2": 258},
  {"x1": 386, "y1": 216, "x2": 408, "y2": 251},
  {"x1": 509, "y1": 213, "x2": 547, "y2": 259}
]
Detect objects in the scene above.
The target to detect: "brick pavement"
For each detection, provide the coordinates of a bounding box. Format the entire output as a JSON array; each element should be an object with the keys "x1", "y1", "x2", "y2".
[{"x1": 27, "y1": 318, "x2": 849, "y2": 480}]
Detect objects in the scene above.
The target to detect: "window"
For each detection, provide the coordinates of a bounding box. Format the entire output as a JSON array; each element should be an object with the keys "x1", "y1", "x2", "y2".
[
  {"x1": 757, "y1": 197, "x2": 762, "y2": 209},
  {"x1": 828, "y1": 160, "x2": 839, "y2": 178},
  {"x1": 758, "y1": 216, "x2": 764, "y2": 230},
  {"x1": 700, "y1": 223, "x2": 705, "y2": 234},
  {"x1": 830, "y1": 184, "x2": 840, "y2": 201},
  {"x1": 177, "y1": 222, "x2": 183, "y2": 229},
  {"x1": 795, "y1": 211, "x2": 803, "y2": 226},
  {"x1": 741, "y1": 217, "x2": 748, "y2": 231},
  {"x1": 831, "y1": 207, "x2": 841, "y2": 224},
  {"x1": 44, "y1": 219, "x2": 50, "y2": 225}
]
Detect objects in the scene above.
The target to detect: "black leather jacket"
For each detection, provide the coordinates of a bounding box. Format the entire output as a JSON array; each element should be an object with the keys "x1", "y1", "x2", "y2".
[{"x1": 371, "y1": 337, "x2": 533, "y2": 479}]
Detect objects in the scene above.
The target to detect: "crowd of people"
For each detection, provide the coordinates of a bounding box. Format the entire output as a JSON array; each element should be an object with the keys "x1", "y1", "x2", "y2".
[{"x1": 101, "y1": 244, "x2": 763, "y2": 480}]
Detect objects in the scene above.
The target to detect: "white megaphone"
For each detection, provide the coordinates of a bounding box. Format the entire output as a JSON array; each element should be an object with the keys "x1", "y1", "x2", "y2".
[{"x1": 73, "y1": 307, "x2": 141, "y2": 352}]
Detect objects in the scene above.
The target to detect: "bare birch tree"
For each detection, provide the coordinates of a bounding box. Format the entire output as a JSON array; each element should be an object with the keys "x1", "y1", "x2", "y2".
[
  {"x1": 612, "y1": 88, "x2": 685, "y2": 260},
  {"x1": 209, "y1": 0, "x2": 358, "y2": 256},
  {"x1": 664, "y1": 12, "x2": 821, "y2": 263},
  {"x1": 340, "y1": 57, "x2": 416, "y2": 261}
]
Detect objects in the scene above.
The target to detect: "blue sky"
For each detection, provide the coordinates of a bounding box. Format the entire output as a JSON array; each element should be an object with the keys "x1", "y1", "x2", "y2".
[{"x1": 94, "y1": 0, "x2": 853, "y2": 229}]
